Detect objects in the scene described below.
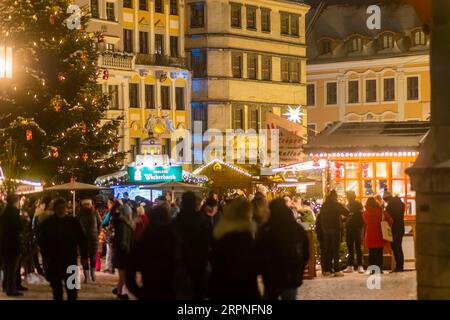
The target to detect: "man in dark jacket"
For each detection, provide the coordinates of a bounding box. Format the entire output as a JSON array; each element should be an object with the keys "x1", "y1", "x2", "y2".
[
  {"x1": 319, "y1": 190, "x2": 349, "y2": 276},
  {"x1": 257, "y1": 198, "x2": 309, "y2": 300},
  {"x1": 343, "y1": 191, "x2": 365, "y2": 273},
  {"x1": 172, "y1": 192, "x2": 211, "y2": 299},
  {"x1": 383, "y1": 191, "x2": 405, "y2": 272},
  {"x1": 0, "y1": 194, "x2": 24, "y2": 296},
  {"x1": 77, "y1": 199, "x2": 102, "y2": 282},
  {"x1": 39, "y1": 198, "x2": 88, "y2": 300}
]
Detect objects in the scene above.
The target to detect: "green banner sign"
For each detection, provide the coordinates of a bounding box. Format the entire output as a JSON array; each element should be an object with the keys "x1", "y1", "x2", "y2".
[{"x1": 128, "y1": 165, "x2": 183, "y2": 183}]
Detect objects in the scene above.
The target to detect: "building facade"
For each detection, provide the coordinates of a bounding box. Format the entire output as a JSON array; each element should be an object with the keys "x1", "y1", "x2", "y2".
[
  {"x1": 76, "y1": 0, "x2": 191, "y2": 162},
  {"x1": 185, "y1": 0, "x2": 310, "y2": 140},
  {"x1": 305, "y1": 4, "x2": 430, "y2": 137}
]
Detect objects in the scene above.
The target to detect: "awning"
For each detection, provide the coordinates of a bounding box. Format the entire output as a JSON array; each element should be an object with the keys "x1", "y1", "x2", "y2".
[{"x1": 304, "y1": 121, "x2": 430, "y2": 154}]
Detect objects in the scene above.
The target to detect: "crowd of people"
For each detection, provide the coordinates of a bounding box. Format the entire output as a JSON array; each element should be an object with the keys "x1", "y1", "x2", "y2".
[
  {"x1": 316, "y1": 190, "x2": 405, "y2": 277},
  {"x1": 0, "y1": 190, "x2": 312, "y2": 300}
]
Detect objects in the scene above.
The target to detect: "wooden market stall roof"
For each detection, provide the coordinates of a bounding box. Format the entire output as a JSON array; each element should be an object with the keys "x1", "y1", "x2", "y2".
[{"x1": 304, "y1": 121, "x2": 430, "y2": 154}]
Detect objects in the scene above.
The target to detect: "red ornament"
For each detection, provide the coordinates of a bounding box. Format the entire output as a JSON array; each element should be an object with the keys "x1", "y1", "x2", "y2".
[
  {"x1": 82, "y1": 153, "x2": 88, "y2": 161},
  {"x1": 26, "y1": 130, "x2": 33, "y2": 141},
  {"x1": 49, "y1": 15, "x2": 55, "y2": 25},
  {"x1": 102, "y1": 69, "x2": 109, "y2": 80},
  {"x1": 58, "y1": 72, "x2": 66, "y2": 82}
]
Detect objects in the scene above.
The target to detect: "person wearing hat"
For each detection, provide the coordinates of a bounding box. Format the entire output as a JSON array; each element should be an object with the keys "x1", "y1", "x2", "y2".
[
  {"x1": 383, "y1": 191, "x2": 405, "y2": 272},
  {"x1": 77, "y1": 199, "x2": 102, "y2": 283}
]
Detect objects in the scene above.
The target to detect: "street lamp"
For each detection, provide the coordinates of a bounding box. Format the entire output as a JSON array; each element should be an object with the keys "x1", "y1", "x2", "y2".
[{"x1": 0, "y1": 44, "x2": 13, "y2": 79}]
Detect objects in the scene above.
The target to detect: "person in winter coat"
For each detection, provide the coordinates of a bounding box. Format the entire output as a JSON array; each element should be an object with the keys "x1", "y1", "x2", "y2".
[
  {"x1": 0, "y1": 194, "x2": 25, "y2": 296},
  {"x1": 363, "y1": 197, "x2": 393, "y2": 273},
  {"x1": 77, "y1": 199, "x2": 102, "y2": 283},
  {"x1": 38, "y1": 198, "x2": 88, "y2": 300},
  {"x1": 101, "y1": 198, "x2": 116, "y2": 274},
  {"x1": 201, "y1": 198, "x2": 221, "y2": 231},
  {"x1": 318, "y1": 190, "x2": 349, "y2": 277},
  {"x1": 208, "y1": 198, "x2": 260, "y2": 300},
  {"x1": 343, "y1": 191, "x2": 365, "y2": 273},
  {"x1": 257, "y1": 198, "x2": 309, "y2": 300},
  {"x1": 126, "y1": 206, "x2": 178, "y2": 300},
  {"x1": 133, "y1": 206, "x2": 149, "y2": 242},
  {"x1": 383, "y1": 191, "x2": 405, "y2": 272},
  {"x1": 112, "y1": 204, "x2": 134, "y2": 300},
  {"x1": 172, "y1": 192, "x2": 211, "y2": 299},
  {"x1": 251, "y1": 192, "x2": 270, "y2": 231}
]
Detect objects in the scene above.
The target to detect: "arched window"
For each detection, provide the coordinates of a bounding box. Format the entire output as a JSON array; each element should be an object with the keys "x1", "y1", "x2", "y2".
[
  {"x1": 381, "y1": 34, "x2": 394, "y2": 49},
  {"x1": 350, "y1": 37, "x2": 363, "y2": 52},
  {"x1": 413, "y1": 30, "x2": 426, "y2": 46}
]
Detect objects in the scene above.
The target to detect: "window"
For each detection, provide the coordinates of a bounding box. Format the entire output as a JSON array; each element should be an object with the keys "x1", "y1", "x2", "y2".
[
  {"x1": 326, "y1": 82, "x2": 337, "y2": 105},
  {"x1": 232, "y1": 53, "x2": 243, "y2": 78},
  {"x1": 384, "y1": 78, "x2": 395, "y2": 101},
  {"x1": 176, "y1": 87, "x2": 185, "y2": 110},
  {"x1": 307, "y1": 123, "x2": 316, "y2": 141},
  {"x1": 91, "y1": 0, "x2": 99, "y2": 18},
  {"x1": 139, "y1": 0, "x2": 147, "y2": 11},
  {"x1": 192, "y1": 103, "x2": 208, "y2": 133},
  {"x1": 407, "y1": 76, "x2": 419, "y2": 100},
  {"x1": 190, "y1": 3, "x2": 205, "y2": 28},
  {"x1": 129, "y1": 83, "x2": 139, "y2": 108},
  {"x1": 123, "y1": 29, "x2": 133, "y2": 53},
  {"x1": 106, "y1": 2, "x2": 116, "y2": 21},
  {"x1": 247, "y1": 54, "x2": 258, "y2": 80},
  {"x1": 249, "y1": 106, "x2": 259, "y2": 131},
  {"x1": 139, "y1": 31, "x2": 149, "y2": 54},
  {"x1": 145, "y1": 85, "x2": 155, "y2": 109},
  {"x1": 280, "y1": 13, "x2": 289, "y2": 35},
  {"x1": 413, "y1": 30, "x2": 426, "y2": 46},
  {"x1": 290, "y1": 15, "x2": 299, "y2": 36},
  {"x1": 170, "y1": 0, "x2": 178, "y2": 15},
  {"x1": 108, "y1": 85, "x2": 119, "y2": 109},
  {"x1": 350, "y1": 37, "x2": 363, "y2": 52},
  {"x1": 246, "y1": 6, "x2": 256, "y2": 30},
  {"x1": 161, "y1": 86, "x2": 170, "y2": 109},
  {"x1": 191, "y1": 49, "x2": 207, "y2": 78},
  {"x1": 281, "y1": 13, "x2": 299, "y2": 36},
  {"x1": 307, "y1": 84, "x2": 315, "y2": 106},
  {"x1": 366, "y1": 79, "x2": 377, "y2": 102},
  {"x1": 106, "y1": 43, "x2": 115, "y2": 51},
  {"x1": 261, "y1": 56, "x2": 271, "y2": 81},
  {"x1": 231, "y1": 4, "x2": 242, "y2": 28},
  {"x1": 321, "y1": 40, "x2": 331, "y2": 55},
  {"x1": 281, "y1": 59, "x2": 300, "y2": 83},
  {"x1": 348, "y1": 80, "x2": 359, "y2": 103},
  {"x1": 155, "y1": 0, "x2": 163, "y2": 13},
  {"x1": 123, "y1": 0, "x2": 132, "y2": 8},
  {"x1": 155, "y1": 34, "x2": 164, "y2": 55},
  {"x1": 382, "y1": 34, "x2": 394, "y2": 49},
  {"x1": 170, "y1": 36, "x2": 179, "y2": 57},
  {"x1": 233, "y1": 106, "x2": 244, "y2": 130},
  {"x1": 261, "y1": 8, "x2": 271, "y2": 32}
]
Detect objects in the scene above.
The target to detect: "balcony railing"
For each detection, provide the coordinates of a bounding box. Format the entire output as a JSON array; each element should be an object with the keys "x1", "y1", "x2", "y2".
[
  {"x1": 98, "y1": 51, "x2": 135, "y2": 70},
  {"x1": 135, "y1": 53, "x2": 190, "y2": 69}
]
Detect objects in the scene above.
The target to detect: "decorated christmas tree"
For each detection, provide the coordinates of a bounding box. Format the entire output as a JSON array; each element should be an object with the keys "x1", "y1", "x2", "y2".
[{"x1": 0, "y1": 0, "x2": 125, "y2": 185}]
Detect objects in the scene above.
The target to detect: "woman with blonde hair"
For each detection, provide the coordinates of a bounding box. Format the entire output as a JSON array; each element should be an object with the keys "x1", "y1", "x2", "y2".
[
  {"x1": 208, "y1": 198, "x2": 260, "y2": 299},
  {"x1": 363, "y1": 197, "x2": 393, "y2": 273}
]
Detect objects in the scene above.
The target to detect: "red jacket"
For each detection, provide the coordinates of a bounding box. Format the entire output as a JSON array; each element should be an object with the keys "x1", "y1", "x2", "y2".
[{"x1": 363, "y1": 207, "x2": 393, "y2": 249}]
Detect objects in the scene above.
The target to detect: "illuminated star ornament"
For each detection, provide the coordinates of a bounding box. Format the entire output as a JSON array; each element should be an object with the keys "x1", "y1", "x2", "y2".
[{"x1": 284, "y1": 106, "x2": 304, "y2": 123}]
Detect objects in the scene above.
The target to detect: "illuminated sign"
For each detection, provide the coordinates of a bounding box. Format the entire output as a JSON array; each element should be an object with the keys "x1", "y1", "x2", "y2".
[{"x1": 128, "y1": 165, "x2": 183, "y2": 183}]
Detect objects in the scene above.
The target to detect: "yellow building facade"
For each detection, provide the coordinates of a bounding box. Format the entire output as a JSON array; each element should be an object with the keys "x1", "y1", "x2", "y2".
[
  {"x1": 305, "y1": 4, "x2": 430, "y2": 136},
  {"x1": 185, "y1": 0, "x2": 310, "y2": 139},
  {"x1": 76, "y1": 0, "x2": 191, "y2": 162}
]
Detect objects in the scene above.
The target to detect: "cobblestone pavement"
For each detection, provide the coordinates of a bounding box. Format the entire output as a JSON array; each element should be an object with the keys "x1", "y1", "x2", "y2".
[
  {"x1": 298, "y1": 271, "x2": 417, "y2": 300},
  {"x1": 0, "y1": 270, "x2": 417, "y2": 300}
]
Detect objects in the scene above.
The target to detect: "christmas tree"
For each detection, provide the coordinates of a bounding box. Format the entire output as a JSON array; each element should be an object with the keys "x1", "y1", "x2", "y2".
[{"x1": 0, "y1": 0, "x2": 125, "y2": 185}]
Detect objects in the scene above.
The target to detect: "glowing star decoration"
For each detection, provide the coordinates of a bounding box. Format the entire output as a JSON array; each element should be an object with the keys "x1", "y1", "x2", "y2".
[{"x1": 283, "y1": 106, "x2": 304, "y2": 124}]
